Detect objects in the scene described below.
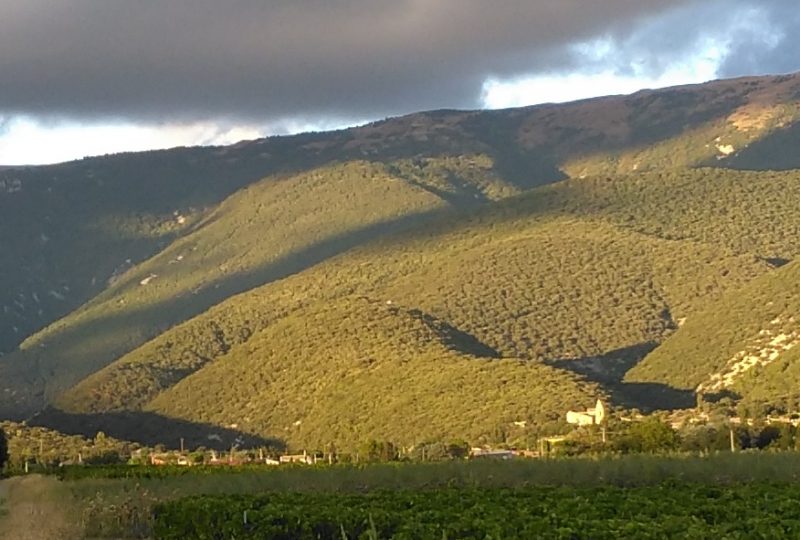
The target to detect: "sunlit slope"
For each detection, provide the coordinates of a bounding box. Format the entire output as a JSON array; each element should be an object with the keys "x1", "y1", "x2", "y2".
[
  {"x1": 0, "y1": 157, "x2": 521, "y2": 415},
  {"x1": 4, "y1": 72, "x2": 800, "y2": 359},
  {"x1": 5, "y1": 73, "x2": 800, "y2": 423},
  {"x1": 626, "y1": 261, "x2": 800, "y2": 411},
  {"x1": 0, "y1": 116, "x2": 523, "y2": 357},
  {"x1": 524, "y1": 168, "x2": 800, "y2": 262},
  {"x1": 59, "y1": 168, "x2": 797, "y2": 421},
  {"x1": 147, "y1": 297, "x2": 603, "y2": 450},
  {"x1": 497, "y1": 73, "x2": 800, "y2": 177},
  {"x1": 3, "y1": 72, "x2": 800, "y2": 358}
]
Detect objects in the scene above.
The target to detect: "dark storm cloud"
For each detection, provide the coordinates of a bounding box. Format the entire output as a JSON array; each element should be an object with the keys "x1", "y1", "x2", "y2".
[
  {"x1": 716, "y1": 0, "x2": 800, "y2": 78},
  {"x1": 574, "y1": 0, "x2": 800, "y2": 82},
  {"x1": 0, "y1": 0, "x2": 700, "y2": 123}
]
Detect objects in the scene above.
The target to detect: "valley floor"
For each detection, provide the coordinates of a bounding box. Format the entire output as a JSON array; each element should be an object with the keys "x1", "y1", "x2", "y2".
[{"x1": 4, "y1": 452, "x2": 800, "y2": 538}]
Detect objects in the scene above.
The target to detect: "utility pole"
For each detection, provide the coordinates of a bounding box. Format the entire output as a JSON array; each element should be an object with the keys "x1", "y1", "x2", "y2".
[
  {"x1": 180, "y1": 437, "x2": 185, "y2": 453},
  {"x1": 729, "y1": 425, "x2": 736, "y2": 452}
]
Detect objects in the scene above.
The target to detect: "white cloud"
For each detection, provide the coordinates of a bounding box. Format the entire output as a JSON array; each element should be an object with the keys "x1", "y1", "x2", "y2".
[
  {"x1": 480, "y1": 0, "x2": 789, "y2": 110},
  {"x1": 0, "y1": 116, "x2": 373, "y2": 166},
  {"x1": 481, "y1": 37, "x2": 725, "y2": 109},
  {"x1": 1, "y1": 1, "x2": 792, "y2": 166},
  {"x1": 0, "y1": 118, "x2": 269, "y2": 165}
]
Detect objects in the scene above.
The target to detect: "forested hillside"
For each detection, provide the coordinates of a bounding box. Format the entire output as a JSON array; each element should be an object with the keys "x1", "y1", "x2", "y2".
[
  {"x1": 55, "y1": 168, "x2": 798, "y2": 449},
  {"x1": 2, "y1": 73, "x2": 800, "y2": 449},
  {"x1": 3, "y1": 72, "x2": 798, "y2": 356},
  {"x1": 627, "y1": 261, "x2": 800, "y2": 412}
]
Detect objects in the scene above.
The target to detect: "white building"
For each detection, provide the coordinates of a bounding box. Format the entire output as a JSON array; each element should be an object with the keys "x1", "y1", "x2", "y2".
[{"x1": 567, "y1": 399, "x2": 606, "y2": 426}]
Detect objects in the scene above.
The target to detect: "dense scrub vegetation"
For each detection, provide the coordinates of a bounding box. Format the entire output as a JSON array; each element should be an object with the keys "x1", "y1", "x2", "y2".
[
  {"x1": 628, "y1": 261, "x2": 800, "y2": 409},
  {"x1": 0, "y1": 421, "x2": 138, "y2": 472},
  {"x1": 2, "y1": 156, "x2": 519, "y2": 414},
  {"x1": 0, "y1": 425, "x2": 7, "y2": 472},
  {"x1": 523, "y1": 168, "x2": 800, "y2": 261},
  {"x1": 39, "y1": 165, "x2": 799, "y2": 448},
  {"x1": 146, "y1": 298, "x2": 602, "y2": 450},
  {"x1": 3, "y1": 73, "x2": 800, "y2": 446},
  {"x1": 53, "y1": 167, "x2": 797, "y2": 445}
]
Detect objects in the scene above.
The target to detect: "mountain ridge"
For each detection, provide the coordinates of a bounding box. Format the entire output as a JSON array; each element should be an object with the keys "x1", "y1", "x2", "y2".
[{"x1": 2, "y1": 72, "x2": 800, "y2": 447}]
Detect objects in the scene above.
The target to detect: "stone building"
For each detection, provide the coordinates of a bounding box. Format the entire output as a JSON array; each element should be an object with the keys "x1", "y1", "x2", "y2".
[{"x1": 566, "y1": 399, "x2": 606, "y2": 426}]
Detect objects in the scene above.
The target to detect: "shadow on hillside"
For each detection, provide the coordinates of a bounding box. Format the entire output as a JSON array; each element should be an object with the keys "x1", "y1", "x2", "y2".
[
  {"x1": 89, "y1": 205, "x2": 447, "y2": 330},
  {"x1": 29, "y1": 407, "x2": 284, "y2": 451},
  {"x1": 547, "y1": 343, "x2": 658, "y2": 384},
  {"x1": 0, "y1": 145, "x2": 302, "y2": 356},
  {"x1": 721, "y1": 121, "x2": 800, "y2": 171},
  {"x1": 404, "y1": 308, "x2": 502, "y2": 359},
  {"x1": 0, "y1": 205, "x2": 461, "y2": 420},
  {"x1": 548, "y1": 342, "x2": 695, "y2": 411},
  {"x1": 464, "y1": 113, "x2": 568, "y2": 190},
  {"x1": 0, "y1": 120, "x2": 522, "y2": 356},
  {"x1": 607, "y1": 382, "x2": 696, "y2": 412}
]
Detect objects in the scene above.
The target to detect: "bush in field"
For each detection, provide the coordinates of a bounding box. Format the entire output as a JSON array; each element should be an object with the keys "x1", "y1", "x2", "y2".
[
  {"x1": 679, "y1": 425, "x2": 731, "y2": 453},
  {"x1": 358, "y1": 440, "x2": 399, "y2": 463},
  {"x1": 0, "y1": 426, "x2": 8, "y2": 472},
  {"x1": 616, "y1": 418, "x2": 679, "y2": 453},
  {"x1": 83, "y1": 450, "x2": 126, "y2": 466},
  {"x1": 408, "y1": 440, "x2": 470, "y2": 461}
]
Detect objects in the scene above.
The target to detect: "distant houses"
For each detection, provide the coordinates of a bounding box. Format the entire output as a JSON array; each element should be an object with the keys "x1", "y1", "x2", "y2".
[
  {"x1": 566, "y1": 399, "x2": 606, "y2": 427},
  {"x1": 143, "y1": 448, "x2": 324, "y2": 467},
  {"x1": 279, "y1": 451, "x2": 317, "y2": 465},
  {"x1": 470, "y1": 447, "x2": 515, "y2": 460}
]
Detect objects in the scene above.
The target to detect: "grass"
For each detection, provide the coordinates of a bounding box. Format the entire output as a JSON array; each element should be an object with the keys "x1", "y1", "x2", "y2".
[{"x1": 0, "y1": 474, "x2": 82, "y2": 539}]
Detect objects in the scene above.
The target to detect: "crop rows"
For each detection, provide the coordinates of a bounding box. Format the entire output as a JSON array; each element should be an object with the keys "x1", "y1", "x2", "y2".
[{"x1": 153, "y1": 484, "x2": 800, "y2": 539}]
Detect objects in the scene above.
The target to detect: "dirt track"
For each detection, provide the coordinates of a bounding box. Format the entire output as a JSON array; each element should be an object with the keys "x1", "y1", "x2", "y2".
[{"x1": 0, "y1": 475, "x2": 80, "y2": 540}]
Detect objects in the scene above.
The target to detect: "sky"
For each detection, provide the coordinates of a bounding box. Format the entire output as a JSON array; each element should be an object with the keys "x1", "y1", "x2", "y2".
[{"x1": 1, "y1": 0, "x2": 799, "y2": 165}]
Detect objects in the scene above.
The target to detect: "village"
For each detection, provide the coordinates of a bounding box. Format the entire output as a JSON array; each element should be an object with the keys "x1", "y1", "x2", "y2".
[
  {"x1": 26, "y1": 397, "x2": 800, "y2": 471},
  {"x1": 136, "y1": 400, "x2": 610, "y2": 467}
]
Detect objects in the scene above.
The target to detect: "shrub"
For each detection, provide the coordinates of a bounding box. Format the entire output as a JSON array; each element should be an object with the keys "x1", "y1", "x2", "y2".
[{"x1": 0, "y1": 426, "x2": 8, "y2": 472}]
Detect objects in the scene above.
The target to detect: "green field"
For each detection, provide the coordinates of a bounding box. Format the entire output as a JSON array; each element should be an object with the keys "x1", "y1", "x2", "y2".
[
  {"x1": 4, "y1": 453, "x2": 800, "y2": 539},
  {"x1": 153, "y1": 484, "x2": 800, "y2": 539}
]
